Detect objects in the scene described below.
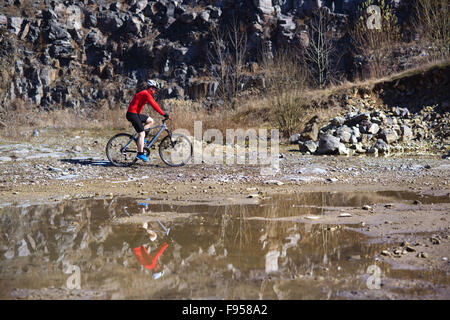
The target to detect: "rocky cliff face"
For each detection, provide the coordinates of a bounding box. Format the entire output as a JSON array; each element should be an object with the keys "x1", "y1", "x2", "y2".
[{"x1": 0, "y1": 0, "x2": 412, "y2": 113}]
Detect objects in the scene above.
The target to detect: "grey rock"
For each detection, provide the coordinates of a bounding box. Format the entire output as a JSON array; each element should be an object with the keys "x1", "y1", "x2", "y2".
[
  {"x1": 125, "y1": 16, "x2": 142, "y2": 34},
  {"x1": 352, "y1": 126, "x2": 361, "y2": 139},
  {"x1": 18, "y1": 239, "x2": 30, "y2": 257},
  {"x1": 302, "y1": 140, "x2": 317, "y2": 153},
  {"x1": 394, "y1": 106, "x2": 410, "y2": 118},
  {"x1": 72, "y1": 146, "x2": 82, "y2": 152},
  {"x1": 379, "y1": 128, "x2": 399, "y2": 144},
  {"x1": 345, "y1": 112, "x2": 370, "y2": 127},
  {"x1": 289, "y1": 133, "x2": 301, "y2": 144},
  {"x1": 338, "y1": 143, "x2": 349, "y2": 155},
  {"x1": 373, "y1": 139, "x2": 389, "y2": 153},
  {"x1": 300, "y1": 116, "x2": 320, "y2": 141},
  {"x1": 367, "y1": 123, "x2": 380, "y2": 135},
  {"x1": 84, "y1": 11, "x2": 97, "y2": 28},
  {"x1": 180, "y1": 12, "x2": 197, "y2": 23},
  {"x1": 330, "y1": 116, "x2": 345, "y2": 127},
  {"x1": 254, "y1": 0, "x2": 275, "y2": 15},
  {"x1": 45, "y1": 21, "x2": 71, "y2": 42},
  {"x1": 42, "y1": 9, "x2": 58, "y2": 21},
  {"x1": 8, "y1": 17, "x2": 23, "y2": 35},
  {"x1": 199, "y1": 11, "x2": 210, "y2": 23},
  {"x1": 317, "y1": 134, "x2": 340, "y2": 155},
  {"x1": 133, "y1": 0, "x2": 148, "y2": 13},
  {"x1": 401, "y1": 125, "x2": 413, "y2": 141},
  {"x1": 336, "y1": 126, "x2": 352, "y2": 143},
  {"x1": 97, "y1": 12, "x2": 124, "y2": 33},
  {"x1": 66, "y1": 5, "x2": 83, "y2": 31},
  {"x1": 0, "y1": 14, "x2": 8, "y2": 28}
]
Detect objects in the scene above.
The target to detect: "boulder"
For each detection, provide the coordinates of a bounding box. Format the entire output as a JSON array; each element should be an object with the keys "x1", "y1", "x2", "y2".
[
  {"x1": 42, "y1": 9, "x2": 58, "y2": 21},
  {"x1": 393, "y1": 106, "x2": 410, "y2": 118},
  {"x1": 336, "y1": 126, "x2": 352, "y2": 143},
  {"x1": 8, "y1": 17, "x2": 23, "y2": 35},
  {"x1": 300, "y1": 115, "x2": 319, "y2": 141},
  {"x1": 0, "y1": 14, "x2": 7, "y2": 28},
  {"x1": 337, "y1": 143, "x2": 349, "y2": 155},
  {"x1": 300, "y1": 140, "x2": 318, "y2": 153},
  {"x1": 97, "y1": 12, "x2": 124, "y2": 33},
  {"x1": 401, "y1": 125, "x2": 413, "y2": 141},
  {"x1": 379, "y1": 128, "x2": 399, "y2": 144},
  {"x1": 50, "y1": 40, "x2": 74, "y2": 59},
  {"x1": 289, "y1": 133, "x2": 301, "y2": 144},
  {"x1": 84, "y1": 11, "x2": 97, "y2": 28},
  {"x1": 330, "y1": 116, "x2": 345, "y2": 127},
  {"x1": 316, "y1": 134, "x2": 340, "y2": 155},
  {"x1": 254, "y1": 0, "x2": 275, "y2": 15},
  {"x1": 344, "y1": 112, "x2": 370, "y2": 127},
  {"x1": 373, "y1": 139, "x2": 389, "y2": 154},
  {"x1": 125, "y1": 16, "x2": 142, "y2": 34},
  {"x1": 44, "y1": 21, "x2": 71, "y2": 42},
  {"x1": 352, "y1": 126, "x2": 361, "y2": 139},
  {"x1": 367, "y1": 123, "x2": 380, "y2": 135},
  {"x1": 180, "y1": 12, "x2": 197, "y2": 24}
]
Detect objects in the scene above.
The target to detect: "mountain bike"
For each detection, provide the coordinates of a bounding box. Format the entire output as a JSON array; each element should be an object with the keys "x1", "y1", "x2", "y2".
[{"x1": 106, "y1": 119, "x2": 192, "y2": 167}]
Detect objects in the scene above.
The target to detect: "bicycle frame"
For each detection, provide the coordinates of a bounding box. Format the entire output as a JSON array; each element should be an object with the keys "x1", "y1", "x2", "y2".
[{"x1": 122, "y1": 121, "x2": 172, "y2": 152}]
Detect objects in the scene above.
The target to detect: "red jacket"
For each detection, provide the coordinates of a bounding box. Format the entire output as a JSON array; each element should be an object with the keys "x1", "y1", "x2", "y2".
[
  {"x1": 127, "y1": 89, "x2": 165, "y2": 116},
  {"x1": 132, "y1": 242, "x2": 168, "y2": 270}
]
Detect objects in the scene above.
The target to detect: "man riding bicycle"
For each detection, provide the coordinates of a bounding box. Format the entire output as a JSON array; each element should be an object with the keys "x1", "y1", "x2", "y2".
[{"x1": 126, "y1": 79, "x2": 169, "y2": 162}]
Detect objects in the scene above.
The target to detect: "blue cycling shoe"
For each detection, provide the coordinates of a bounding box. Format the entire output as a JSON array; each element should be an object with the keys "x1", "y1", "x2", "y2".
[{"x1": 136, "y1": 153, "x2": 149, "y2": 162}]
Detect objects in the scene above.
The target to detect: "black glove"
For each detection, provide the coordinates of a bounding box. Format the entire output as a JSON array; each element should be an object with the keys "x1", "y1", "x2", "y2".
[{"x1": 164, "y1": 113, "x2": 169, "y2": 119}]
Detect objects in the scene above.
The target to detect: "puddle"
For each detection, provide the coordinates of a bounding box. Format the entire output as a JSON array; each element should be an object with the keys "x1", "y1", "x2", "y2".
[{"x1": 0, "y1": 191, "x2": 449, "y2": 299}]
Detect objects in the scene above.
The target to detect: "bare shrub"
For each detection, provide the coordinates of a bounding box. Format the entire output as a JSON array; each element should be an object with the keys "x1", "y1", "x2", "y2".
[
  {"x1": 414, "y1": 0, "x2": 450, "y2": 58},
  {"x1": 260, "y1": 48, "x2": 308, "y2": 93},
  {"x1": 272, "y1": 90, "x2": 309, "y2": 138},
  {"x1": 349, "y1": 0, "x2": 401, "y2": 79},
  {"x1": 208, "y1": 19, "x2": 248, "y2": 107}
]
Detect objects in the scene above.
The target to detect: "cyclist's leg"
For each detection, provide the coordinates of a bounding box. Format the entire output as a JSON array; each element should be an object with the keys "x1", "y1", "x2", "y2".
[
  {"x1": 138, "y1": 114, "x2": 154, "y2": 135},
  {"x1": 127, "y1": 112, "x2": 146, "y2": 153}
]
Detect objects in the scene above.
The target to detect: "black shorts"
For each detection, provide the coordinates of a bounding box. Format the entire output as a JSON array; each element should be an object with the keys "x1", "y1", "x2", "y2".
[{"x1": 126, "y1": 112, "x2": 149, "y2": 133}]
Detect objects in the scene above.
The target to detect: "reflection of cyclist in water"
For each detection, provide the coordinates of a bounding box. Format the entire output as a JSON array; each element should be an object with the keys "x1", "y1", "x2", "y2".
[
  {"x1": 132, "y1": 216, "x2": 169, "y2": 279},
  {"x1": 133, "y1": 242, "x2": 168, "y2": 279}
]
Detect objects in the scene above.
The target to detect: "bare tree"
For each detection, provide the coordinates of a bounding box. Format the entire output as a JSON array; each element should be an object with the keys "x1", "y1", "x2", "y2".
[
  {"x1": 303, "y1": 7, "x2": 336, "y2": 88},
  {"x1": 208, "y1": 19, "x2": 248, "y2": 107}
]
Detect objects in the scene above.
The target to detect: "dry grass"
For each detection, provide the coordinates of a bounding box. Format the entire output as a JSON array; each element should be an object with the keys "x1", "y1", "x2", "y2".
[{"x1": 0, "y1": 99, "x2": 129, "y2": 140}]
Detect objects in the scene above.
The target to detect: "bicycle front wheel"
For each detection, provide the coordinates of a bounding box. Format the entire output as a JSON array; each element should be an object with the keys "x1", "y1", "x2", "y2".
[
  {"x1": 106, "y1": 133, "x2": 138, "y2": 167},
  {"x1": 159, "y1": 133, "x2": 193, "y2": 167}
]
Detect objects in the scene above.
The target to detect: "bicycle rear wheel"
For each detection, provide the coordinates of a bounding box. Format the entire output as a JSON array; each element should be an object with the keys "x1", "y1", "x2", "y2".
[
  {"x1": 106, "y1": 133, "x2": 138, "y2": 167},
  {"x1": 159, "y1": 133, "x2": 193, "y2": 167}
]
